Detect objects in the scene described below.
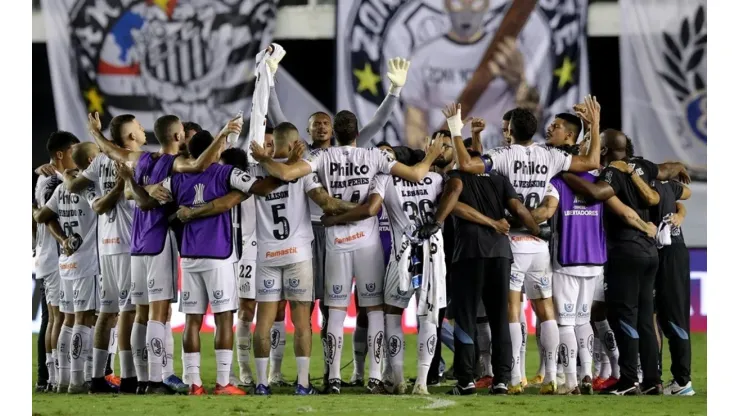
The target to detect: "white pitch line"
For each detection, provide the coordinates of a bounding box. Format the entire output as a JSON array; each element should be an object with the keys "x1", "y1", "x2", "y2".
[{"x1": 420, "y1": 397, "x2": 457, "y2": 410}]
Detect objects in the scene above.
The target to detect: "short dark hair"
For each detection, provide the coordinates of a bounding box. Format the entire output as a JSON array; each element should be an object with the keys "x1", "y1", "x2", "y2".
[
  {"x1": 556, "y1": 144, "x2": 580, "y2": 155},
  {"x1": 308, "y1": 111, "x2": 331, "y2": 122},
  {"x1": 183, "y1": 121, "x2": 202, "y2": 133},
  {"x1": 46, "y1": 131, "x2": 80, "y2": 159},
  {"x1": 375, "y1": 141, "x2": 393, "y2": 149},
  {"x1": 154, "y1": 115, "x2": 181, "y2": 145},
  {"x1": 467, "y1": 149, "x2": 482, "y2": 158},
  {"x1": 508, "y1": 108, "x2": 538, "y2": 142},
  {"x1": 333, "y1": 111, "x2": 358, "y2": 145},
  {"x1": 463, "y1": 137, "x2": 473, "y2": 148},
  {"x1": 187, "y1": 130, "x2": 214, "y2": 159},
  {"x1": 220, "y1": 148, "x2": 248, "y2": 171},
  {"x1": 109, "y1": 114, "x2": 136, "y2": 147},
  {"x1": 502, "y1": 109, "x2": 514, "y2": 122},
  {"x1": 432, "y1": 129, "x2": 452, "y2": 139},
  {"x1": 273, "y1": 122, "x2": 299, "y2": 143},
  {"x1": 265, "y1": 126, "x2": 274, "y2": 135},
  {"x1": 555, "y1": 113, "x2": 583, "y2": 139}
]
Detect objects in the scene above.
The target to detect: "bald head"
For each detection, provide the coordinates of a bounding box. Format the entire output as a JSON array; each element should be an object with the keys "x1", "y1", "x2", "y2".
[
  {"x1": 600, "y1": 128, "x2": 630, "y2": 164},
  {"x1": 71, "y1": 142, "x2": 100, "y2": 170}
]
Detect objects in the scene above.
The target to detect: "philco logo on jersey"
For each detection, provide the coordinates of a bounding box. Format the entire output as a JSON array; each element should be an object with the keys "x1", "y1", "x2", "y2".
[
  {"x1": 513, "y1": 161, "x2": 549, "y2": 175},
  {"x1": 329, "y1": 162, "x2": 370, "y2": 176},
  {"x1": 392, "y1": 176, "x2": 433, "y2": 188}
]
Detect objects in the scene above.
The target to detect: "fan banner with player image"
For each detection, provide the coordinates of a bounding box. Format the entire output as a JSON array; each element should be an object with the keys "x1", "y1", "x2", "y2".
[
  {"x1": 620, "y1": 0, "x2": 707, "y2": 168},
  {"x1": 336, "y1": 0, "x2": 590, "y2": 150},
  {"x1": 41, "y1": 0, "x2": 278, "y2": 142}
]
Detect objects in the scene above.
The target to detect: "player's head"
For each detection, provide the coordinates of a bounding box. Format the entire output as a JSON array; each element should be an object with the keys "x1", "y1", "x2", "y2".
[
  {"x1": 507, "y1": 108, "x2": 538, "y2": 144},
  {"x1": 187, "y1": 130, "x2": 216, "y2": 159},
  {"x1": 501, "y1": 109, "x2": 514, "y2": 146},
  {"x1": 431, "y1": 129, "x2": 454, "y2": 169},
  {"x1": 109, "y1": 114, "x2": 146, "y2": 150},
  {"x1": 273, "y1": 122, "x2": 301, "y2": 157},
  {"x1": 547, "y1": 113, "x2": 582, "y2": 147},
  {"x1": 183, "y1": 121, "x2": 203, "y2": 142},
  {"x1": 463, "y1": 137, "x2": 473, "y2": 150},
  {"x1": 308, "y1": 112, "x2": 333, "y2": 144},
  {"x1": 219, "y1": 148, "x2": 248, "y2": 171},
  {"x1": 71, "y1": 142, "x2": 100, "y2": 170},
  {"x1": 376, "y1": 141, "x2": 394, "y2": 156},
  {"x1": 154, "y1": 115, "x2": 185, "y2": 146},
  {"x1": 600, "y1": 128, "x2": 630, "y2": 165},
  {"x1": 46, "y1": 131, "x2": 81, "y2": 171},
  {"x1": 264, "y1": 126, "x2": 275, "y2": 156},
  {"x1": 444, "y1": 0, "x2": 489, "y2": 40},
  {"x1": 334, "y1": 110, "x2": 359, "y2": 146}
]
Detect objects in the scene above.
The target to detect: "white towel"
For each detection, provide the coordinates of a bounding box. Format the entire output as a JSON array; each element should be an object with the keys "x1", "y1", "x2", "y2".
[
  {"x1": 397, "y1": 230, "x2": 447, "y2": 327},
  {"x1": 245, "y1": 43, "x2": 282, "y2": 162},
  {"x1": 655, "y1": 214, "x2": 673, "y2": 249}
]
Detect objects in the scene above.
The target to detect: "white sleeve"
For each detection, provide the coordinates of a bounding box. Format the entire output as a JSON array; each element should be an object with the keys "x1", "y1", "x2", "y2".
[
  {"x1": 303, "y1": 173, "x2": 323, "y2": 194},
  {"x1": 44, "y1": 184, "x2": 62, "y2": 214},
  {"x1": 550, "y1": 148, "x2": 572, "y2": 173},
  {"x1": 369, "y1": 174, "x2": 390, "y2": 200},
  {"x1": 483, "y1": 148, "x2": 508, "y2": 174},
  {"x1": 376, "y1": 149, "x2": 398, "y2": 174},
  {"x1": 545, "y1": 182, "x2": 560, "y2": 201},
  {"x1": 229, "y1": 167, "x2": 259, "y2": 194},
  {"x1": 81, "y1": 155, "x2": 100, "y2": 183},
  {"x1": 305, "y1": 151, "x2": 323, "y2": 173}
]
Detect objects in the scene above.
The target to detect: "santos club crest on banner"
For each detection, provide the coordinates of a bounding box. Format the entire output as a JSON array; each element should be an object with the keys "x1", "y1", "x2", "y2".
[
  {"x1": 42, "y1": 0, "x2": 277, "y2": 141},
  {"x1": 336, "y1": 0, "x2": 589, "y2": 149},
  {"x1": 620, "y1": 0, "x2": 707, "y2": 167}
]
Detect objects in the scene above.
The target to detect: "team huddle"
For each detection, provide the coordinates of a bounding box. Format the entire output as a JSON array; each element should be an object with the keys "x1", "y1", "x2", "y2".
[{"x1": 32, "y1": 50, "x2": 695, "y2": 398}]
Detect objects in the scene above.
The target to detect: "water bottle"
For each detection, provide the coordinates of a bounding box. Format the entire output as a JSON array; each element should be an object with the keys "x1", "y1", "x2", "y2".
[{"x1": 227, "y1": 111, "x2": 243, "y2": 145}]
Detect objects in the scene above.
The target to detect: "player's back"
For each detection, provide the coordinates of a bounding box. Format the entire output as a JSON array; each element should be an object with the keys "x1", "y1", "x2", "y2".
[
  {"x1": 372, "y1": 172, "x2": 444, "y2": 260},
  {"x1": 35, "y1": 173, "x2": 63, "y2": 276},
  {"x1": 252, "y1": 161, "x2": 319, "y2": 266},
  {"x1": 307, "y1": 146, "x2": 396, "y2": 252},
  {"x1": 131, "y1": 152, "x2": 176, "y2": 256},
  {"x1": 49, "y1": 182, "x2": 99, "y2": 279}
]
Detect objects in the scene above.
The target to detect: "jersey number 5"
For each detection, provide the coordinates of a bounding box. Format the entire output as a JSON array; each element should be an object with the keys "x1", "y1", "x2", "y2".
[{"x1": 271, "y1": 204, "x2": 290, "y2": 240}]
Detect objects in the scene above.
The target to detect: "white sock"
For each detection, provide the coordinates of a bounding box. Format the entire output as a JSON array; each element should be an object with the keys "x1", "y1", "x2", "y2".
[
  {"x1": 256, "y1": 357, "x2": 269, "y2": 387},
  {"x1": 476, "y1": 322, "x2": 493, "y2": 377},
  {"x1": 599, "y1": 340, "x2": 612, "y2": 378},
  {"x1": 326, "y1": 309, "x2": 346, "y2": 381},
  {"x1": 236, "y1": 319, "x2": 253, "y2": 380},
  {"x1": 46, "y1": 352, "x2": 56, "y2": 385},
  {"x1": 58, "y1": 326, "x2": 73, "y2": 386},
  {"x1": 637, "y1": 353, "x2": 643, "y2": 383},
  {"x1": 540, "y1": 320, "x2": 559, "y2": 384},
  {"x1": 93, "y1": 348, "x2": 109, "y2": 379},
  {"x1": 536, "y1": 319, "x2": 546, "y2": 377},
  {"x1": 132, "y1": 322, "x2": 148, "y2": 382},
  {"x1": 385, "y1": 314, "x2": 405, "y2": 386},
  {"x1": 52, "y1": 349, "x2": 59, "y2": 385},
  {"x1": 146, "y1": 320, "x2": 165, "y2": 383},
  {"x1": 183, "y1": 352, "x2": 202, "y2": 386},
  {"x1": 109, "y1": 327, "x2": 118, "y2": 355},
  {"x1": 594, "y1": 319, "x2": 620, "y2": 379},
  {"x1": 85, "y1": 326, "x2": 93, "y2": 382},
  {"x1": 575, "y1": 323, "x2": 594, "y2": 380},
  {"x1": 353, "y1": 324, "x2": 368, "y2": 378},
  {"x1": 71, "y1": 324, "x2": 91, "y2": 386},
  {"x1": 558, "y1": 326, "x2": 577, "y2": 387},
  {"x1": 269, "y1": 321, "x2": 286, "y2": 378},
  {"x1": 296, "y1": 356, "x2": 310, "y2": 387},
  {"x1": 509, "y1": 322, "x2": 523, "y2": 385},
  {"x1": 181, "y1": 344, "x2": 188, "y2": 384},
  {"x1": 520, "y1": 318, "x2": 528, "y2": 380},
  {"x1": 215, "y1": 349, "x2": 232, "y2": 386},
  {"x1": 163, "y1": 322, "x2": 175, "y2": 379},
  {"x1": 366, "y1": 310, "x2": 384, "y2": 381},
  {"x1": 119, "y1": 350, "x2": 135, "y2": 379},
  {"x1": 593, "y1": 339, "x2": 602, "y2": 375},
  {"x1": 417, "y1": 321, "x2": 436, "y2": 387}
]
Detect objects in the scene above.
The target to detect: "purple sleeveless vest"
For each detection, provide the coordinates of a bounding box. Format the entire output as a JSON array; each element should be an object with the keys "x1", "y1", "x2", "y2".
[
  {"x1": 378, "y1": 207, "x2": 391, "y2": 266},
  {"x1": 131, "y1": 152, "x2": 176, "y2": 255},
  {"x1": 170, "y1": 164, "x2": 234, "y2": 259},
  {"x1": 551, "y1": 174, "x2": 607, "y2": 266}
]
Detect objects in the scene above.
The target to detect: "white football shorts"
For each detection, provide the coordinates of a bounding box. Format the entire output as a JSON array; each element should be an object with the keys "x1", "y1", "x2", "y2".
[
  {"x1": 61, "y1": 276, "x2": 98, "y2": 314},
  {"x1": 553, "y1": 271, "x2": 597, "y2": 326},
  {"x1": 324, "y1": 242, "x2": 385, "y2": 308},
  {"x1": 42, "y1": 270, "x2": 60, "y2": 307},
  {"x1": 510, "y1": 252, "x2": 553, "y2": 299},
  {"x1": 98, "y1": 254, "x2": 134, "y2": 313},
  {"x1": 180, "y1": 262, "x2": 238, "y2": 315},
  {"x1": 130, "y1": 231, "x2": 178, "y2": 305},
  {"x1": 256, "y1": 259, "x2": 313, "y2": 303}
]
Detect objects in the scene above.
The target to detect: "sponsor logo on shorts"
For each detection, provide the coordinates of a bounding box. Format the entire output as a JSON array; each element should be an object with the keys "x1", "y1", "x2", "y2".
[
  {"x1": 73, "y1": 290, "x2": 79, "y2": 299},
  {"x1": 150, "y1": 338, "x2": 164, "y2": 357},
  {"x1": 564, "y1": 303, "x2": 574, "y2": 313},
  {"x1": 182, "y1": 291, "x2": 190, "y2": 301},
  {"x1": 181, "y1": 291, "x2": 197, "y2": 307},
  {"x1": 288, "y1": 278, "x2": 300, "y2": 289},
  {"x1": 264, "y1": 279, "x2": 275, "y2": 289},
  {"x1": 119, "y1": 289, "x2": 128, "y2": 300},
  {"x1": 577, "y1": 303, "x2": 590, "y2": 318},
  {"x1": 259, "y1": 278, "x2": 281, "y2": 296},
  {"x1": 213, "y1": 290, "x2": 224, "y2": 300},
  {"x1": 373, "y1": 332, "x2": 383, "y2": 364},
  {"x1": 60, "y1": 290, "x2": 64, "y2": 300},
  {"x1": 328, "y1": 284, "x2": 346, "y2": 301},
  {"x1": 388, "y1": 335, "x2": 402, "y2": 357},
  {"x1": 148, "y1": 279, "x2": 155, "y2": 289},
  {"x1": 332, "y1": 285, "x2": 342, "y2": 294},
  {"x1": 365, "y1": 283, "x2": 375, "y2": 293}
]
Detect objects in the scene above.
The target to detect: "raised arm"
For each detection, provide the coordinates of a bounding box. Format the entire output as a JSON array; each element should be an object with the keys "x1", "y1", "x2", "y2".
[
  {"x1": 307, "y1": 187, "x2": 359, "y2": 217},
  {"x1": 561, "y1": 173, "x2": 615, "y2": 201},
  {"x1": 177, "y1": 191, "x2": 248, "y2": 223},
  {"x1": 604, "y1": 196, "x2": 657, "y2": 237},
  {"x1": 507, "y1": 197, "x2": 540, "y2": 236},
  {"x1": 356, "y1": 58, "x2": 409, "y2": 147},
  {"x1": 87, "y1": 112, "x2": 140, "y2": 164},
  {"x1": 443, "y1": 103, "x2": 486, "y2": 173},
  {"x1": 452, "y1": 201, "x2": 510, "y2": 235},
  {"x1": 250, "y1": 141, "x2": 313, "y2": 182},
  {"x1": 389, "y1": 135, "x2": 444, "y2": 182},
  {"x1": 117, "y1": 163, "x2": 160, "y2": 211},
  {"x1": 469, "y1": 118, "x2": 485, "y2": 154},
  {"x1": 173, "y1": 117, "x2": 241, "y2": 173},
  {"x1": 567, "y1": 95, "x2": 601, "y2": 172},
  {"x1": 92, "y1": 177, "x2": 125, "y2": 215}
]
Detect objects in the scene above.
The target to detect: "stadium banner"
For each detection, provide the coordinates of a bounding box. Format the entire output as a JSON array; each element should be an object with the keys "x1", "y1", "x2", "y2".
[
  {"x1": 41, "y1": 0, "x2": 278, "y2": 141},
  {"x1": 620, "y1": 0, "x2": 707, "y2": 168},
  {"x1": 32, "y1": 248, "x2": 708, "y2": 334},
  {"x1": 335, "y1": 0, "x2": 590, "y2": 149}
]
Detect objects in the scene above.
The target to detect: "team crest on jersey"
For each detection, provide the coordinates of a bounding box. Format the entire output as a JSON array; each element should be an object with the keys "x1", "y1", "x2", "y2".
[
  {"x1": 68, "y1": 0, "x2": 277, "y2": 135},
  {"x1": 264, "y1": 279, "x2": 275, "y2": 289},
  {"x1": 332, "y1": 285, "x2": 343, "y2": 295},
  {"x1": 288, "y1": 278, "x2": 300, "y2": 289},
  {"x1": 365, "y1": 283, "x2": 376, "y2": 293},
  {"x1": 213, "y1": 290, "x2": 224, "y2": 300},
  {"x1": 659, "y1": 4, "x2": 706, "y2": 144}
]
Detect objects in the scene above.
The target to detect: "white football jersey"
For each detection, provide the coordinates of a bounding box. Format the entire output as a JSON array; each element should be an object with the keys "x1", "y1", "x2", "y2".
[
  {"x1": 82, "y1": 154, "x2": 134, "y2": 255},
  {"x1": 45, "y1": 183, "x2": 99, "y2": 280},
  {"x1": 306, "y1": 146, "x2": 397, "y2": 252},
  {"x1": 232, "y1": 196, "x2": 257, "y2": 261},
  {"x1": 483, "y1": 144, "x2": 572, "y2": 253},
  {"x1": 34, "y1": 173, "x2": 63, "y2": 276},
  {"x1": 370, "y1": 172, "x2": 444, "y2": 260},
  {"x1": 252, "y1": 161, "x2": 322, "y2": 266}
]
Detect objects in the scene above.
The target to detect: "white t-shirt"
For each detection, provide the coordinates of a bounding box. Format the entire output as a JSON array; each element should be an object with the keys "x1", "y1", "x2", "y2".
[
  {"x1": 253, "y1": 161, "x2": 322, "y2": 266},
  {"x1": 306, "y1": 146, "x2": 397, "y2": 252},
  {"x1": 370, "y1": 172, "x2": 444, "y2": 259},
  {"x1": 81, "y1": 153, "x2": 134, "y2": 255},
  {"x1": 169, "y1": 167, "x2": 257, "y2": 272},
  {"x1": 545, "y1": 184, "x2": 604, "y2": 277},
  {"x1": 484, "y1": 144, "x2": 572, "y2": 253},
  {"x1": 232, "y1": 196, "x2": 257, "y2": 261},
  {"x1": 34, "y1": 173, "x2": 63, "y2": 277},
  {"x1": 45, "y1": 183, "x2": 99, "y2": 280}
]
